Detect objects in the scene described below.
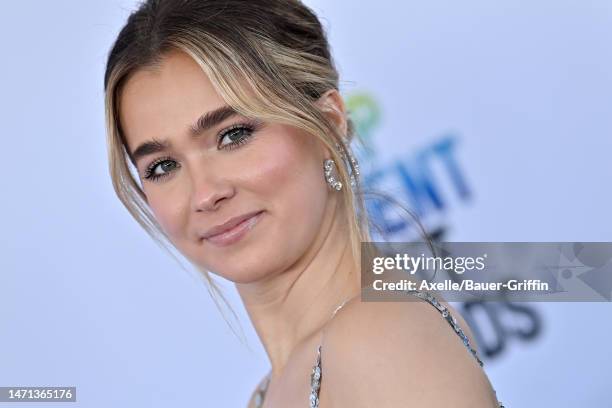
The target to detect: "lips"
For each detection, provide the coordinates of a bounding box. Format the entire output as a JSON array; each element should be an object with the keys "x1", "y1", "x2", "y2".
[{"x1": 201, "y1": 210, "x2": 264, "y2": 241}]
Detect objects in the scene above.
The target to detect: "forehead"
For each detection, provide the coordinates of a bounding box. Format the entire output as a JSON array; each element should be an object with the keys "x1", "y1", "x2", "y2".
[{"x1": 119, "y1": 50, "x2": 226, "y2": 152}]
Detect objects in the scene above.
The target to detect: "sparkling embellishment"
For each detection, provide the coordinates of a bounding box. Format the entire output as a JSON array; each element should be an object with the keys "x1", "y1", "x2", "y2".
[
  {"x1": 324, "y1": 159, "x2": 343, "y2": 191},
  {"x1": 313, "y1": 366, "x2": 321, "y2": 381},
  {"x1": 333, "y1": 140, "x2": 360, "y2": 189},
  {"x1": 308, "y1": 345, "x2": 322, "y2": 408},
  {"x1": 253, "y1": 373, "x2": 270, "y2": 408},
  {"x1": 406, "y1": 290, "x2": 484, "y2": 368},
  {"x1": 309, "y1": 393, "x2": 318, "y2": 408}
]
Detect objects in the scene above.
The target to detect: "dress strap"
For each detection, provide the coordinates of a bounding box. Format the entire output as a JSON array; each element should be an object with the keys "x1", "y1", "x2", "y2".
[
  {"x1": 308, "y1": 292, "x2": 360, "y2": 408},
  {"x1": 254, "y1": 293, "x2": 360, "y2": 408},
  {"x1": 253, "y1": 372, "x2": 270, "y2": 408},
  {"x1": 308, "y1": 290, "x2": 500, "y2": 408},
  {"x1": 323, "y1": 290, "x2": 483, "y2": 366},
  {"x1": 406, "y1": 290, "x2": 484, "y2": 367}
]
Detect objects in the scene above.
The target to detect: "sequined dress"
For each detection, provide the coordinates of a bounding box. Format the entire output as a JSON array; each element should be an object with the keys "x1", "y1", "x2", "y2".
[{"x1": 253, "y1": 289, "x2": 505, "y2": 408}]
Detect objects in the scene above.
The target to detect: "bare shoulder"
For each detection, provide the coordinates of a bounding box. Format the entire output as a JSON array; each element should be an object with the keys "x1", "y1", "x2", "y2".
[{"x1": 319, "y1": 293, "x2": 499, "y2": 407}]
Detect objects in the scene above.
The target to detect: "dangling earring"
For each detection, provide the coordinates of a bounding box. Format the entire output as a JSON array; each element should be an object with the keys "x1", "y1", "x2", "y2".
[
  {"x1": 334, "y1": 140, "x2": 360, "y2": 188},
  {"x1": 324, "y1": 159, "x2": 343, "y2": 191}
]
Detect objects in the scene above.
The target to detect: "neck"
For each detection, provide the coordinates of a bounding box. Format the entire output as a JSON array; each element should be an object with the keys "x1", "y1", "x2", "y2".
[{"x1": 235, "y1": 204, "x2": 360, "y2": 378}]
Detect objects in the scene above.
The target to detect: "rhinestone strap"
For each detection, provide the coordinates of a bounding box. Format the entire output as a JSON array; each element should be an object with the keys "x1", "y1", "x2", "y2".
[
  {"x1": 253, "y1": 374, "x2": 269, "y2": 408},
  {"x1": 406, "y1": 290, "x2": 505, "y2": 407},
  {"x1": 405, "y1": 290, "x2": 484, "y2": 366},
  {"x1": 309, "y1": 345, "x2": 322, "y2": 408}
]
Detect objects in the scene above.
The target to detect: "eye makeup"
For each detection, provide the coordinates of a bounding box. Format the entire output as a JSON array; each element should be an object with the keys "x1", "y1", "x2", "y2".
[{"x1": 142, "y1": 119, "x2": 262, "y2": 182}]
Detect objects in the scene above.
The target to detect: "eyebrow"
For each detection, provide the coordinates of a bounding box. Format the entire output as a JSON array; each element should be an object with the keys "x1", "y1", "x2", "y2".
[{"x1": 129, "y1": 105, "x2": 239, "y2": 165}]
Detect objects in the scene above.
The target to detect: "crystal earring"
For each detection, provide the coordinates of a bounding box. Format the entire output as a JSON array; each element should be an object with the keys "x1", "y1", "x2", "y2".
[
  {"x1": 324, "y1": 159, "x2": 343, "y2": 191},
  {"x1": 335, "y1": 141, "x2": 360, "y2": 188}
]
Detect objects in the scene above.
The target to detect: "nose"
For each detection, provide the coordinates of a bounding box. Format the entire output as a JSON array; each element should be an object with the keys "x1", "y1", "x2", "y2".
[{"x1": 189, "y1": 165, "x2": 235, "y2": 213}]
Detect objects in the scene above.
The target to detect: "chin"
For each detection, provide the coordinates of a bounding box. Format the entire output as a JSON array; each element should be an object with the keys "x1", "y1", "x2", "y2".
[
  {"x1": 187, "y1": 247, "x2": 266, "y2": 283},
  {"x1": 208, "y1": 262, "x2": 276, "y2": 284}
]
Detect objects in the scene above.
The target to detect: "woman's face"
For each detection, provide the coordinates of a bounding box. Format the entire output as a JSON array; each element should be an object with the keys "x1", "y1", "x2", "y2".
[{"x1": 119, "y1": 50, "x2": 336, "y2": 283}]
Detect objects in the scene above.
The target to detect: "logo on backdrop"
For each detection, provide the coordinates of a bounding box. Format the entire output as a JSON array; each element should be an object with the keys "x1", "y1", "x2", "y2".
[{"x1": 345, "y1": 92, "x2": 471, "y2": 240}]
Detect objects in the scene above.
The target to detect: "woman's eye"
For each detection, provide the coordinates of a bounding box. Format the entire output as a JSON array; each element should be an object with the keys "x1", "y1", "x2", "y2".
[
  {"x1": 142, "y1": 123, "x2": 259, "y2": 183},
  {"x1": 218, "y1": 125, "x2": 255, "y2": 149},
  {"x1": 144, "y1": 159, "x2": 179, "y2": 181}
]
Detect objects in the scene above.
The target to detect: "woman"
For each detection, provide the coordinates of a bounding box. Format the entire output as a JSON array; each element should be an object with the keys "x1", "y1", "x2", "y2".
[{"x1": 104, "y1": 0, "x2": 505, "y2": 406}]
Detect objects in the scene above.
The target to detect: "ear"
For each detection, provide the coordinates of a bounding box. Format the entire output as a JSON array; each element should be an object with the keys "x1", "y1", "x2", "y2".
[{"x1": 315, "y1": 89, "x2": 348, "y2": 139}]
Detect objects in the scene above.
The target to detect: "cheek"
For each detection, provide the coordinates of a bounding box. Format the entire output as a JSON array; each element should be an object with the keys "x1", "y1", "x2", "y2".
[
  {"x1": 251, "y1": 130, "x2": 330, "y2": 252},
  {"x1": 145, "y1": 186, "x2": 189, "y2": 241},
  {"x1": 209, "y1": 132, "x2": 330, "y2": 282},
  {"x1": 252, "y1": 130, "x2": 328, "y2": 220}
]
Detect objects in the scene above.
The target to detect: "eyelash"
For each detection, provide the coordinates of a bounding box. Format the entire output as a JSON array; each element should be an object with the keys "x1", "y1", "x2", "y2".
[{"x1": 142, "y1": 120, "x2": 260, "y2": 182}]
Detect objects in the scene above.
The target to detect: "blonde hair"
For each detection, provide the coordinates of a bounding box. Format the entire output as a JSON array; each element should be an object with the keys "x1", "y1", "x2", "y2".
[{"x1": 104, "y1": 0, "x2": 380, "y2": 337}]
